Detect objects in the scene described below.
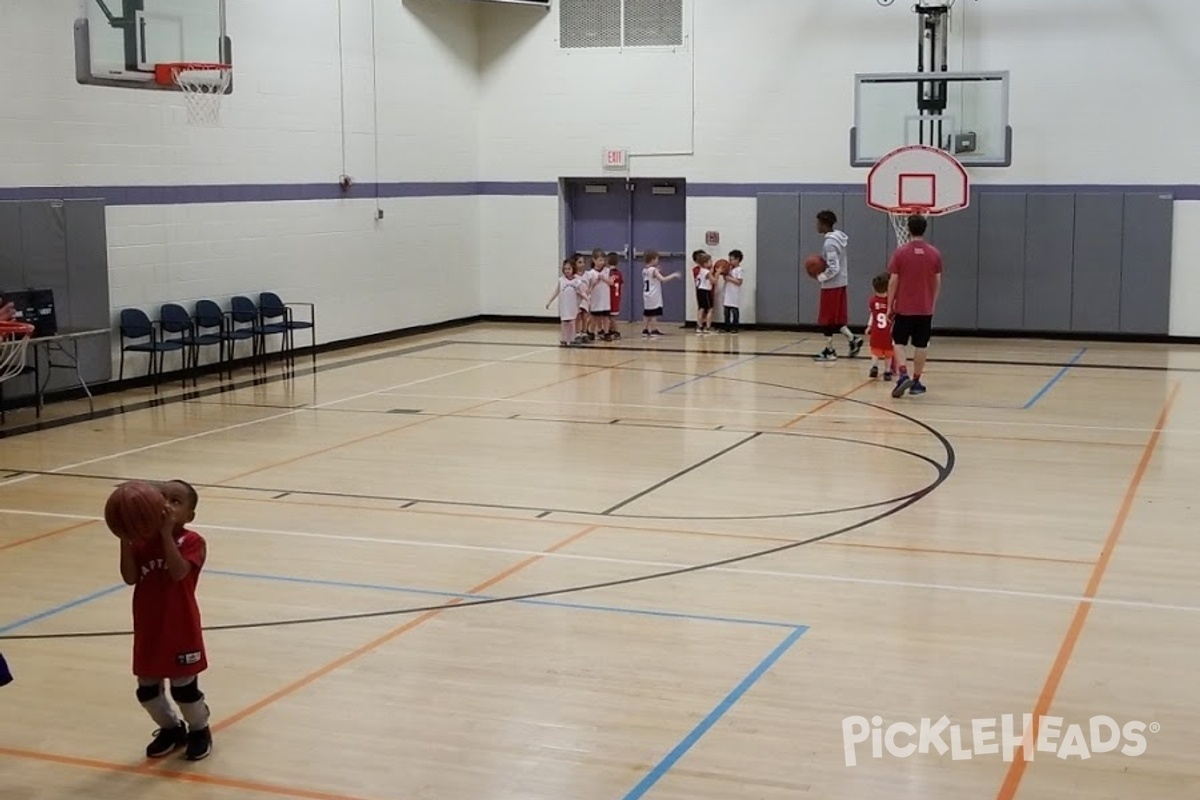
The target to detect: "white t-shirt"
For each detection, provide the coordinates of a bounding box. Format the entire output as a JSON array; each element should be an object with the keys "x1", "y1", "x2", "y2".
[
  {"x1": 557, "y1": 276, "x2": 584, "y2": 320},
  {"x1": 695, "y1": 266, "x2": 713, "y2": 292},
  {"x1": 589, "y1": 267, "x2": 611, "y2": 312},
  {"x1": 723, "y1": 265, "x2": 743, "y2": 307},
  {"x1": 642, "y1": 266, "x2": 664, "y2": 310}
]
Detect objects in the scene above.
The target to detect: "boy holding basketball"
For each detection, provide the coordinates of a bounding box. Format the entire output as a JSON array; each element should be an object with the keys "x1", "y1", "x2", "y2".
[
  {"x1": 722, "y1": 250, "x2": 745, "y2": 333},
  {"x1": 693, "y1": 253, "x2": 716, "y2": 334},
  {"x1": 812, "y1": 211, "x2": 864, "y2": 361},
  {"x1": 114, "y1": 479, "x2": 212, "y2": 761}
]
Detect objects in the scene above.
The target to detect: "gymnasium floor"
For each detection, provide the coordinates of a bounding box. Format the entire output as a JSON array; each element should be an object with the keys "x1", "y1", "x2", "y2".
[{"x1": 0, "y1": 322, "x2": 1197, "y2": 800}]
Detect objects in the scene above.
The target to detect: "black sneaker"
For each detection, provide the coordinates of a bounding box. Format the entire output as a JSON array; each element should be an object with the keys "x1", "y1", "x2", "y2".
[
  {"x1": 185, "y1": 726, "x2": 212, "y2": 761},
  {"x1": 869, "y1": 366, "x2": 879, "y2": 379},
  {"x1": 849, "y1": 337, "x2": 864, "y2": 358},
  {"x1": 813, "y1": 348, "x2": 837, "y2": 362},
  {"x1": 146, "y1": 723, "x2": 188, "y2": 758}
]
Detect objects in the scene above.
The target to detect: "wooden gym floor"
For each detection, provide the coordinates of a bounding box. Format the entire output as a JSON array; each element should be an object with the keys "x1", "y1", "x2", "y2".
[{"x1": 0, "y1": 322, "x2": 1197, "y2": 800}]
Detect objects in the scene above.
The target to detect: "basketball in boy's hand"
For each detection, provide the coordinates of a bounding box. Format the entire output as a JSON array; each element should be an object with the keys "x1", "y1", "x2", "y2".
[
  {"x1": 104, "y1": 481, "x2": 165, "y2": 542},
  {"x1": 804, "y1": 254, "x2": 825, "y2": 278},
  {"x1": 713, "y1": 258, "x2": 730, "y2": 275}
]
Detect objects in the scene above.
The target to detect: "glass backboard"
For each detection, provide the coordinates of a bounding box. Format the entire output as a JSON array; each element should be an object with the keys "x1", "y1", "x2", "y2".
[
  {"x1": 74, "y1": 0, "x2": 231, "y2": 91},
  {"x1": 851, "y1": 71, "x2": 1010, "y2": 167}
]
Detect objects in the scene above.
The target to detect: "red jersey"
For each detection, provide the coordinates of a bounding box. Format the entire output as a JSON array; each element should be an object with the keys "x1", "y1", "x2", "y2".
[
  {"x1": 131, "y1": 528, "x2": 207, "y2": 678},
  {"x1": 887, "y1": 239, "x2": 943, "y2": 315},
  {"x1": 609, "y1": 269, "x2": 623, "y2": 312},
  {"x1": 868, "y1": 295, "x2": 893, "y2": 350}
]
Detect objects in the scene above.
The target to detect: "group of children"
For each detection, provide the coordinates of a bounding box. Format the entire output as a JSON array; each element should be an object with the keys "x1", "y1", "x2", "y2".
[
  {"x1": 546, "y1": 247, "x2": 748, "y2": 346},
  {"x1": 689, "y1": 249, "x2": 746, "y2": 335},
  {"x1": 542, "y1": 216, "x2": 925, "y2": 396},
  {"x1": 546, "y1": 249, "x2": 624, "y2": 346}
]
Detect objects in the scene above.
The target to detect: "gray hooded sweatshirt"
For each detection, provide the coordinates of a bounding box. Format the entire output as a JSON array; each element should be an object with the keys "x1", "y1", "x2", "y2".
[{"x1": 819, "y1": 230, "x2": 850, "y2": 290}]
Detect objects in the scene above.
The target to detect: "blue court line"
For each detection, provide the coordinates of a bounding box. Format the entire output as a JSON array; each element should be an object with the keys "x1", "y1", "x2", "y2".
[
  {"x1": 621, "y1": 625, "x2": 808, "y2": 799},
  {"x1": 1022, "y1": 347, "x2": 1088, "y2": 409},
  {"x1": 0, "y1": 584, "x2": 125, "y2": 635},
  {"x1": 659, "y1": 340, "x2": 805, "y2": 394},
  {"x1": 207, "y1": 569, "x2": 801, "y2": 630}
]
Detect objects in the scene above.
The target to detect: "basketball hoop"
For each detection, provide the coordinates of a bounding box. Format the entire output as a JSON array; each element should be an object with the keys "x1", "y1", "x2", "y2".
[
  {"x1": 0, "y1": 321, "x2": 34, "y2": 384},
  {"x1": 866, "y1": 144, "x2": 969, "y2": 247},
  {"x1": 154, "y1": 63, "x2": 231, "y2": 126}
]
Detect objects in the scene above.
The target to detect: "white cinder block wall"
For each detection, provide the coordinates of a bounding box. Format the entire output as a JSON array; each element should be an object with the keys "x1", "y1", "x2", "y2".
[
  {"x1": 0, "y1": 0, "x2": 481, "y2": 372},
  {"x1": 478, "y1": 0, "x2": 1200, "y2": 332},
  {"x1": 5, "y1": 0, "x2": 1200, "y2": 361}
]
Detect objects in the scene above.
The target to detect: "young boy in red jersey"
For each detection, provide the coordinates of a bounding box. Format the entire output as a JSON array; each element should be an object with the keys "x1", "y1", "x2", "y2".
[
  {"x1": 116, "y1": 479, "x2": 212, "y2": 761},
  {"x1": 606, "y1": 252, "x2": 623, "y2": 339},
  {"x1": 865, "y1": 273, "x2": 896, "y2": 380}
]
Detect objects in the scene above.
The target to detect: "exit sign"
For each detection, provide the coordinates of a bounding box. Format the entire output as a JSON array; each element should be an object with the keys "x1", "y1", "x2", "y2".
[{"x1": 603, "y1": 147, "x2": 629, "y2": 171}]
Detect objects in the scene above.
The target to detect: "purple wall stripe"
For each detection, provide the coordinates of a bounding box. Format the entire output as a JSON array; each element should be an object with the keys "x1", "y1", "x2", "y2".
[{"x1": 0, "y1": 181, "x2": 1194, "y2": 205}]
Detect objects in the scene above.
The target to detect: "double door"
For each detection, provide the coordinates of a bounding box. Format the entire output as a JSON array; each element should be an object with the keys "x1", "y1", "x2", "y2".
[{"x1": 563, "y1": 178, "x2": 687, "y2": 322}]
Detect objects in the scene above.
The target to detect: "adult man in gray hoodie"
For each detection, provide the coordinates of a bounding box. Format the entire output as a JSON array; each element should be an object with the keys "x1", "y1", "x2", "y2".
[{"x1": 812, "y1": 210, "x2": 863, "y2": 361}]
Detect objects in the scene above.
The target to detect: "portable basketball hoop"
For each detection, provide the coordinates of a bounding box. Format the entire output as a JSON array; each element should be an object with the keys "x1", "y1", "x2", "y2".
[
  {"x1": 866, "y1": 144, "x2": 969, "y2": 246},
  {"x1": 0, "y1": 321, "x2": 34, "y2": 384},
  {"x1": 154, "y1": 62, "x2": 231, "y2": 126}
]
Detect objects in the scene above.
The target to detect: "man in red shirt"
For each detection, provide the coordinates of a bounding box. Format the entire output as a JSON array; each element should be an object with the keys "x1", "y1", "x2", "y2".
[{"x1": 887, "y1": 215, "x2": 943, "y2": 397}]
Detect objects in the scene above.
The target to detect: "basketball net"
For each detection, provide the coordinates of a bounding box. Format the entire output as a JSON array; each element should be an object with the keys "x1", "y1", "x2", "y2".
[
  {"x1": 889, "y1": 208, "x2": 929, "y2": 247},
  {"x1": 157, "y1": 64, "x2": 232, "y2": 126},
  {"x1": 0, "y1": 321, "x2": 34, "y2": 384}
]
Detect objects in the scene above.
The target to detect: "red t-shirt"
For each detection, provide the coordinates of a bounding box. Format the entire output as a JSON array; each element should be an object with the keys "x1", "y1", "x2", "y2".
[
  {"x1": 131, "y1": 528, "x2": 208, "y2": 678},
  {"x1": 609, "y1": 269, "x2": 623, "y2": 311},
  {"x1": 887, "y1": 239, "x2": 943, "y2": 316},
  {"x1": 868, "y1": 295, "x2": 893, "y2": 350}
]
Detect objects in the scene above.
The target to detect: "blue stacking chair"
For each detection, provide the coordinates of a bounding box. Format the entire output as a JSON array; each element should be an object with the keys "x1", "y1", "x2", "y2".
[
  {"x1": 118, "y1": 308, "x2": 186, "y2": 393},
  {"x1": 258, "y1": 292, "x2": 316, "y2": 368},
  {"x1": 190, "y1": 300, "x2": 232, "y2": 380}
]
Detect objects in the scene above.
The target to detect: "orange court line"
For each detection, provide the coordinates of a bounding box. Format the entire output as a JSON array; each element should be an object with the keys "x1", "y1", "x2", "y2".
[
  {"x1": 200, "y1": 524, "x2": 597, "y2": 738},
  {"x1": 781, "y1": 379, "x2": 875, "y2": 428},
  {"x1": 0, "y1": 519, "x2": 94, "y2": 553},
  {"x1": 0, "y1": 745, "x2": 380, "y2": 800},
  {"x1": 216, "y1": 358, "x2": 640, "y2": 485},
  {"x1": 994, "y1": 382, "x2": 1179, "y2": 800}
]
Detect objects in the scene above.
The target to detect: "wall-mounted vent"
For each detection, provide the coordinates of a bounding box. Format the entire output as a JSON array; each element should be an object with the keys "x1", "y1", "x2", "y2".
[{"x1": 560, "y1": 0, "x2": 683, "y2": 49}]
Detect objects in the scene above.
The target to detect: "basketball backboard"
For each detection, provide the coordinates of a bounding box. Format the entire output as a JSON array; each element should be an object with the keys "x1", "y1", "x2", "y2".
[
  {"x1": 74, "y1": 0, "x2": 232, "y2": 91},
  {"x1": 851, "y1": 71, "x2": 1010, "y2": 167},
  {"x1": 866, "y1": 144, "x2": 969, "y2": 214}
]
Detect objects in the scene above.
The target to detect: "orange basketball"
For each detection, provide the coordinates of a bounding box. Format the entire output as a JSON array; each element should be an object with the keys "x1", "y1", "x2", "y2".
[
  {"x1": 804, "y1": 254, "x2": 825, "y2": 278},
  {"x1": 713, "y1": 258, "x2": 730, "y2": 274},
  {"x1": 104, "y1": 481, "x2": 165, "y2": 542}
]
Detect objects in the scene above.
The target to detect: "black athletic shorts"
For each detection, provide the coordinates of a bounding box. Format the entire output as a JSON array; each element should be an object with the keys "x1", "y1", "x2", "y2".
[
  {"x1": 695, "y1": 289, "x2": 713, "y2": 310},
  {"x1": 892, "y1": 314, "x2": 933, "y2": 349},
  {"x1": 644, "y1": 306, "x2": 663, "y2": 317}
]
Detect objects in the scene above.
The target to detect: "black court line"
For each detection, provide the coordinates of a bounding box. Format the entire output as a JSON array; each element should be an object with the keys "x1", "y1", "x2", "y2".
[
  {"x1": 272, "y1": 492, "x2": 291, "y2": 500},
  {"x1": 536, "y1": 511, "x2": 551, "y2": 519},
  {"x1": 0, "y1": 418, "x2": 941, "y2": 522},
  {"x1": 601, "y1": 433, "x2": 761, "y2": 515},
  {"x1": 0, "y1": 403, "x2": 954, "y2": 641},
  {"x1": 462, "y1": 338, "x2": 1200, "y2": 374},
  {"x1": 0, "y1": 339, "x2": 456, "y2": 440},
  {"x1": 193, "y1": 401, "x2": 307, "y2": 411},
  {"x1": 400, "y1": 501, "x2": 417, "y2": 509}
]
